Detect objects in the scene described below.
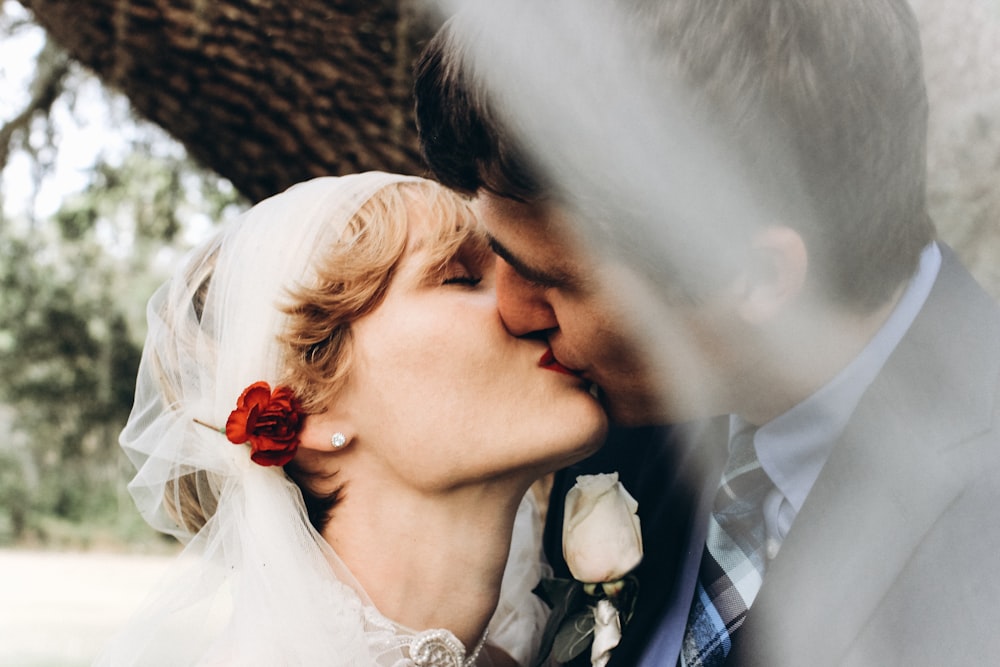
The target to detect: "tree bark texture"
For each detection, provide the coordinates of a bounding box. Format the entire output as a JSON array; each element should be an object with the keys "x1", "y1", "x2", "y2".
[{"x1": 18, "y1": 0, "x2": 439, "y2": 202}]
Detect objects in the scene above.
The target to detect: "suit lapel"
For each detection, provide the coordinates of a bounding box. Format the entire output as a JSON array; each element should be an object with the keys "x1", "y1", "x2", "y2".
[{"x1": 609, "y1": 417, "x2": 728, "y2": 667}]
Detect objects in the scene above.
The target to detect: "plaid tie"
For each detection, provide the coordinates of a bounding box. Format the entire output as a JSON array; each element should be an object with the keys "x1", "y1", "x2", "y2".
[{"x1": 680, "y1": 425, "x2": 772, "y2": 666}]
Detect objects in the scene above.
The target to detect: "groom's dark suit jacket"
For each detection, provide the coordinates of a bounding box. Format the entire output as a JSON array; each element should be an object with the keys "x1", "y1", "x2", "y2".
[{"x1": 544, "y1": 247, "x2": 1000, "y2": 666}]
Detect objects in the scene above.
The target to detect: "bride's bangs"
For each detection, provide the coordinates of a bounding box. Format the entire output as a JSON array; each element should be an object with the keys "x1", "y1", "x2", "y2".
[{"x1": 400, "y1": 181, "x2": 484, "y2": 275}]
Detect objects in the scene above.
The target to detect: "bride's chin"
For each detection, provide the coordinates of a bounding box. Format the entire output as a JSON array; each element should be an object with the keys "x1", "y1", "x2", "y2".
[{"x1": 553, "y1": 426, "x2": 609, "y2": 470}]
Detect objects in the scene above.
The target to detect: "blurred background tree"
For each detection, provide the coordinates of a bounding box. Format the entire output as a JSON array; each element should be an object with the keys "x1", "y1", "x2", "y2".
[
  {"x1": 0, "y1": 4, "x2": 247, "y2": 548},
  {"x1": 912, "y1": 0, "x2": 1000, "y2": 292},
  {"x1": 16, "y1": 0, "x2": 436, "y2": 202},
  {"x1": 0, "y1": 0, "x2": 997, "y2": 550}
]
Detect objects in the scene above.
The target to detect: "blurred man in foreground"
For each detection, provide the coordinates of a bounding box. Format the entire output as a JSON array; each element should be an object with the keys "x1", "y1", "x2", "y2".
[{"x1": 414, "y1": 0, "x2": 1000, "y2": 664}]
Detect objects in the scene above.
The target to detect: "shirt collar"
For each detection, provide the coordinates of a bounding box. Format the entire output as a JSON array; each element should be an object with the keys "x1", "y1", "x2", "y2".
[{"x1": 748, "y1": 242, "x2": 942, "y2": 514}]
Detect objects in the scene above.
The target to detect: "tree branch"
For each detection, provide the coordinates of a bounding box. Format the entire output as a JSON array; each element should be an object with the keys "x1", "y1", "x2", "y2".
[{"x1": 0, "y1": 38, "x2": 71, "y2": 176}]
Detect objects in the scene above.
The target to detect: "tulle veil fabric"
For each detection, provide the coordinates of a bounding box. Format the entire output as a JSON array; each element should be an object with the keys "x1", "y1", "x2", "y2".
[{"x1": 97, "y1": 173, "x2": 549, "y2": 666}]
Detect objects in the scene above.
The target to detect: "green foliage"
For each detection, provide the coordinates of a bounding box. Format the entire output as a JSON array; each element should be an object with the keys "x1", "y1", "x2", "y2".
[
  {"x1": 0, "y1": 225, "x2": 137, "y2": 543},
  {"x1": 0, "y1": 162, "x2": 238, "y2": 547},
  {"x1": 0, "y1": 8, "x2": 244, "y2": 549}
]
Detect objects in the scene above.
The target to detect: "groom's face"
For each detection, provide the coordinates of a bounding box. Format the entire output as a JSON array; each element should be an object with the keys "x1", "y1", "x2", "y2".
[{"x1": 473, "y1": 193, "x2": 671, "y2": 425}]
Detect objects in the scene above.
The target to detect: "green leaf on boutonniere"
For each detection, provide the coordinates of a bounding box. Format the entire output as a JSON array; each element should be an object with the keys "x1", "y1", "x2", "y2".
[
  {"x1": 612, "y1": 575, "x2": 640, "y2": 627},
  {"x1": 552, "y1": 609, "x2": 596, "y2": 662},
  {"x1": 532, "y1": 577, "x2": 586, "y2": 667},
  {"x1": 532, "y1": 574, "x2": 641, "y2": 666},
  {"x1": 534, "y1": 576, "x2": 582, "y2": 610}
]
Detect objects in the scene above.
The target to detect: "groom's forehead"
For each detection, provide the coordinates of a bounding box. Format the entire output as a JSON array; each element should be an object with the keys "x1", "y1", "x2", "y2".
[
  {"x1": 474, "y1": 193, "x2": 588, "y2": 253},
  {"x1": 476, "y1": 196, "x2": 599, "y2": 283}
]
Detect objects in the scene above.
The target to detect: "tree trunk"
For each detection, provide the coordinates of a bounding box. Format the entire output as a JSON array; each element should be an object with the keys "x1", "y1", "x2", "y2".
[{"x1": 17, "y1": 0, "x2": 439, "y2": 202}]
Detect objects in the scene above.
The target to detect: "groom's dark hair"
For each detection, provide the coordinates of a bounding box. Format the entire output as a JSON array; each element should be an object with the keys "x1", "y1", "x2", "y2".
[
  {"x1": 414, "y1": 0, "x2": 936, "y2": 311},
  {"x1": 414, "y1": 18, "x2": 544, "y2": 204}
]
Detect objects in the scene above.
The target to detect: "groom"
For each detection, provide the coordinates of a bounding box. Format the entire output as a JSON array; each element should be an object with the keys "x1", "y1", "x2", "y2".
[{"x1": 414, "y1": 0, "x2": 1000, "y2": 665}]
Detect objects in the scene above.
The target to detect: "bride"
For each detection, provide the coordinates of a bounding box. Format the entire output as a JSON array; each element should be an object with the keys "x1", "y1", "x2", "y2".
[{"x1": 97, "y1": 172, "x2": 607, "y2": 666}]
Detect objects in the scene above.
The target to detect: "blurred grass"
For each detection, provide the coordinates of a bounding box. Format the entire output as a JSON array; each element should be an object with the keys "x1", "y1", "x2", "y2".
[
  {"x1": 0, "y1": 548, "x2": 178, "y2": 666},
  {"x1": 7, "y1": 514, "x2": 179, "y2": 554}
]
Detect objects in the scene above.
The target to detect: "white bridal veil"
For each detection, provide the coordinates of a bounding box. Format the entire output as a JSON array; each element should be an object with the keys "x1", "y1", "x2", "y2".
[{"x1": 98, "y1": 173, "x2": 548, "y2": 666}]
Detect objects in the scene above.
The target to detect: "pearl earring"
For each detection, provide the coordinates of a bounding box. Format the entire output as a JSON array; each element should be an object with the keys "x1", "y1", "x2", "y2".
[{"x1": 330, "y1": 432, "x2": 347, "y2": 449}]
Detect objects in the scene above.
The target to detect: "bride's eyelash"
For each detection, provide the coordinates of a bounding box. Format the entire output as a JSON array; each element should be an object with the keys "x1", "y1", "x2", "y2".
[{"x1": 442, "y1": 275, "x2": 482, "y2": 287}]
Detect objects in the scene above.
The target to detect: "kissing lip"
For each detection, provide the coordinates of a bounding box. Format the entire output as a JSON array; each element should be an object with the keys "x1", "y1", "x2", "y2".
[{"x1": 538, "y1": 348, "x2": 580, "y2": 377}]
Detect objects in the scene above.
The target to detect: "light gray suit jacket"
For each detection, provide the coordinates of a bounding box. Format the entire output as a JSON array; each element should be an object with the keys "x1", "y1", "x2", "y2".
[{"x1": 726, "y1": 247, "x2": 1000, "y2": 665}]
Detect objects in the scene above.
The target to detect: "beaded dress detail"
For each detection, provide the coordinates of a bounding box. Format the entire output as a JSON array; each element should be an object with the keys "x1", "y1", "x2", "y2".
[{"x1": 363, "y1": 605, "x2": 488, "y2": 666}]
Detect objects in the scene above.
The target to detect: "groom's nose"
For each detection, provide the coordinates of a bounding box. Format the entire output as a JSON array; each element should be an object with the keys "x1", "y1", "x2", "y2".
[{"x1": 495, "y1": 257, "x2": 559, "y2": 336}]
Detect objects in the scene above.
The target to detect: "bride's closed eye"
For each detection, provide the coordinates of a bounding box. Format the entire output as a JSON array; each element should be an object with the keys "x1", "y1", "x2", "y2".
[
  {"x1": 442, "y1": 271, "x2": 482, "y2": 287},
  {"x1": 427, "y1": 232, "x2": 492, "y2": 288},
  {"x1": 440, "y1": 249, "x2": 486, "y2": 287}
]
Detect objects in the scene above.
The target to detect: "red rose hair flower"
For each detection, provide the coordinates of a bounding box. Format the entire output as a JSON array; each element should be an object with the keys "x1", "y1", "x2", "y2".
[{"x1": 224, "y1": 381, "x2": 304, "y2": 467}]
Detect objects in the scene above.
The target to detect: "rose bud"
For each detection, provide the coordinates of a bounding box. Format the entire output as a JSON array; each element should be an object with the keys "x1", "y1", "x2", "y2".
[{"x1": 562, "y1": 473, "x2": 643, "y2": 584}]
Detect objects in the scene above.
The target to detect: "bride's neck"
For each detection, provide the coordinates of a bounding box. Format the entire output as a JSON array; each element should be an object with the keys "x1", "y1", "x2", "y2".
[{"x1": 321, "y1": 480, "x2": 528, "y2": 650}]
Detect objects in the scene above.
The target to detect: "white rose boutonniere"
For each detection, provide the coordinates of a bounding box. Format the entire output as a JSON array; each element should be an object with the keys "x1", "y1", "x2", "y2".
[
  {"x1": 533, "y1": 473, "x2": 642, "y2": 667},
  {"x1": 563, "y1": 472, "x2": 643, "y2": 586}
]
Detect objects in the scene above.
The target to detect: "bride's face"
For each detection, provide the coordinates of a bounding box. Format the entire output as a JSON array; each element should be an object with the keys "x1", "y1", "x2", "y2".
[{"x1": 338, "y1": 200, "x2": 607, "y2": 489}]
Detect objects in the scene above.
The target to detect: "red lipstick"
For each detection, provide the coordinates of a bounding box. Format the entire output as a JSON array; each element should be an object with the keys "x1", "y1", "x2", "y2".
[{"x1": 539, "y1": 348, "x2": 578, "y2": 377}]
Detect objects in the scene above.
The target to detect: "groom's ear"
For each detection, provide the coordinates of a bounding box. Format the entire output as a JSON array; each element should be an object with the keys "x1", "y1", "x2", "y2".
[{"x1": 735, "y1": 225, "x2": 808, "y2": 325}]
